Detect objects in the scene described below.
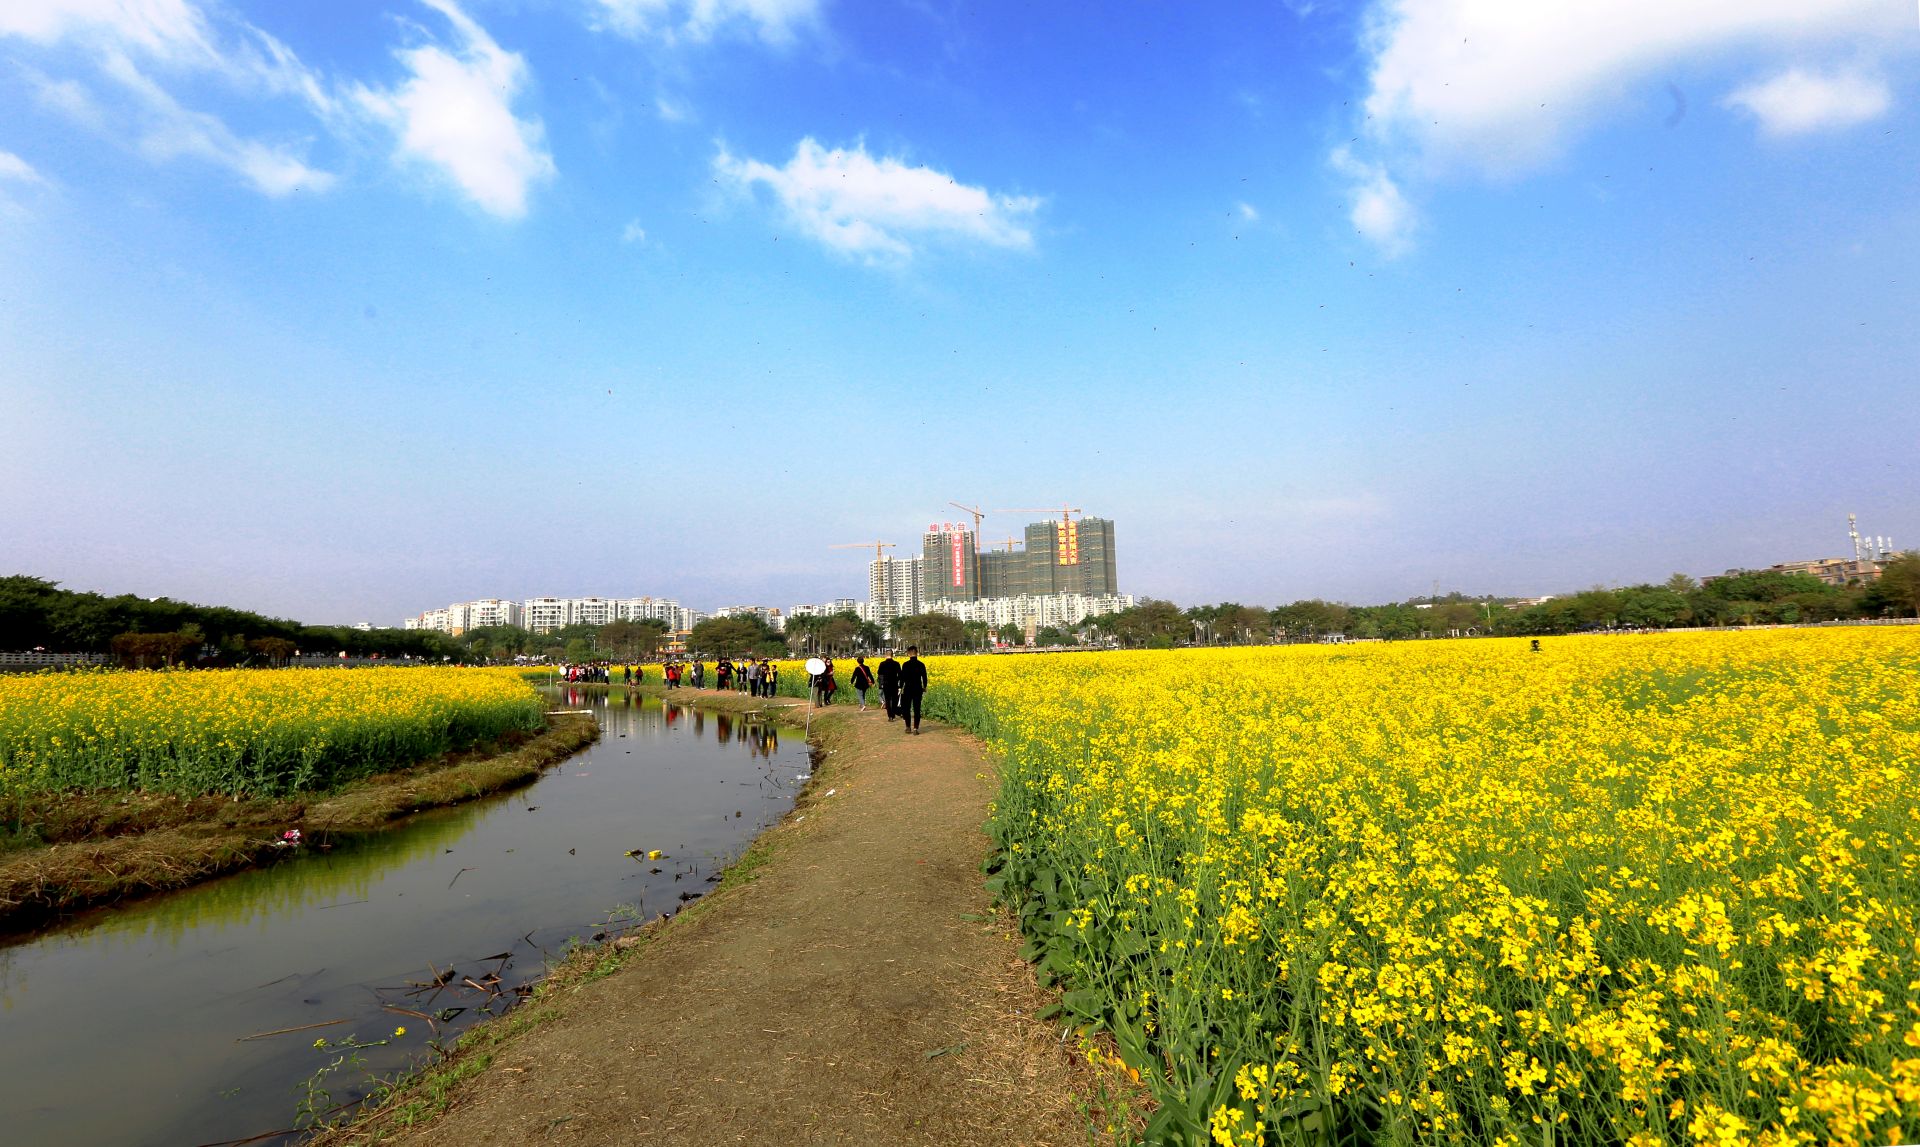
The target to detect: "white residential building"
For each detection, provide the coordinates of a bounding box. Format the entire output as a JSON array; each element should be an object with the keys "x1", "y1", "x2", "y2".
[
  {"x1": 616, "y1": 596, "x2": 699, "y2": 632},
  {"x1": 714, "y1": 605, "x2": 784, "y2": 631},
  {"x1": 867, "y1": 556, "x2": 923, "y2": 622},
  {"x1": 465, "y1": 599, "x2": 523, "y2": 629},
  {"x1": 521, "y1": 597, "x2": 571, "y2": 633},
  {"x1": 927, "y1": 592, "x2": 1136, "y2": 630},
  {"x1": 405, "y1": 607, "x2": 453, "y2": 632}
]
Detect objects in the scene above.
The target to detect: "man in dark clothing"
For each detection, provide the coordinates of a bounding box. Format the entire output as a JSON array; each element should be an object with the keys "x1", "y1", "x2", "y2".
[
  {"x1": 877, "y1": 652, "x2": 902, "y2": 720},
  {"x1": 898, "y1": 646, "x2": 928, "y2": 734}
]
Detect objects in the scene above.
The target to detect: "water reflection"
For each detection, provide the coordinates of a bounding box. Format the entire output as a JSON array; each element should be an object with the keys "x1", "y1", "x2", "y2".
[{"x1": 0, "y1": 689, "x2": 804, "y2": 1147}]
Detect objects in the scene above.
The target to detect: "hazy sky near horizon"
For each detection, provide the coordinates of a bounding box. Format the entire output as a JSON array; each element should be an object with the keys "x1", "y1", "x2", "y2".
[{"x1": 2, "y1": 0, "x2": 1917, "y2": 625}]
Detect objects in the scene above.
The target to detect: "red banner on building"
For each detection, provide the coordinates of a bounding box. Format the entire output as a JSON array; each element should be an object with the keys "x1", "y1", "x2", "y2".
[{"x1": 951, "y1": 532, "x2": 966, "y2": 587}]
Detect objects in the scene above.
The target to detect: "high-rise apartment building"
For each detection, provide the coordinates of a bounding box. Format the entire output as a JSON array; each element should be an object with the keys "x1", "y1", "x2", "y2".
[
  {"x1": 1022, "y1": 517, "x2": 1119, "y2": 597},
  {"x1": 868, "y1": 555, "x2": 924, "y2": 621},
  {"x1": 917, "y1": 516, "x2": 1118, "y2": 605},
  {"x1": 921, "y1": 525, "x2": 979, "y2": 603}
]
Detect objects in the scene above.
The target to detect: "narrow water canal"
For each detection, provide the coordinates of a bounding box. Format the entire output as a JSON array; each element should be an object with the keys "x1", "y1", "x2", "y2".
[{"x1": 0, "y1": 689, "x2": 807, "y2": 1147}]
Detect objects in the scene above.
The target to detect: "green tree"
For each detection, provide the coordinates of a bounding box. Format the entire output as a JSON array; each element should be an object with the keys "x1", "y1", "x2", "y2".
[
  {"x1": 891, "y1": 612, "x2": 967, "y2": 651},
  {"x1": 693, "y1": 615, "x2": 781, "y2": 657},
  {"x1": 1877, "y1": 552, "x2": 1920, "y2": 616},
  {"x1": 1108, "y1": 599, "x2": 1186, "y2": 648},
  {"x1": 599, "y1": 618, "x2": 667, "y2": 661}
]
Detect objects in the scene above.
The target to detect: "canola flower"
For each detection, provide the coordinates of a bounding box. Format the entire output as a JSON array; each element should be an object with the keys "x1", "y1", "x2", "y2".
[
  {"x1": 0, "y1": 667, "x2": 545, "y2": 798},
  {"x1": 924, "y1": 630, "x2": 1920, "y2": 1146}
]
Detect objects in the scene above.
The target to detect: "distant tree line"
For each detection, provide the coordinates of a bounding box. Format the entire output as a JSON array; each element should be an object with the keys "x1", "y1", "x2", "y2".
[
  {"x1": 11, "y1": 554, "x2": 1916, "y2": 665},
  {"x1": 0, "y1": 576, "x2": 467, "y2": 664},
  {"x1": 1060, "y1": 556, "x2": 1918, "y2": 648}
]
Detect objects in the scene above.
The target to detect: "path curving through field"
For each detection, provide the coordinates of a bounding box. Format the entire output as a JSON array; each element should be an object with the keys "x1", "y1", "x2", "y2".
[{"x1": 380, "y1": 695, "x2": 1090, "y2": 1146}]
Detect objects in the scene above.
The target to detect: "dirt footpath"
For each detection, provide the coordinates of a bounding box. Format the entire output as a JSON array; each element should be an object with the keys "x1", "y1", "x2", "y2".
[{"x1": 394, "y1": 698, "x2": 1090, "y2": 1146}]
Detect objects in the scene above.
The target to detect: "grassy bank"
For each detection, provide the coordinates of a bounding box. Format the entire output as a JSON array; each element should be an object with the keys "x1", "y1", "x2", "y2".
[{"x1": 0, "y1": 713, "x2": 598, "y2": 931}]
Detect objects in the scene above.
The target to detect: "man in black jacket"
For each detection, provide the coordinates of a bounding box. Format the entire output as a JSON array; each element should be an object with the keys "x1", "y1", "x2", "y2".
[
  {"x1": 877, "y1": 651, "x2": 902, "y2": 720},
  {"x1": 898, "y1": 646, "x2": 928, "y2": 734}
]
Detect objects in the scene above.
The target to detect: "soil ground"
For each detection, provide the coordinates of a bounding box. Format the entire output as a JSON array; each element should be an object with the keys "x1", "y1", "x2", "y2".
[{"x1": 366, "y1": 693, "x2": 1094, "y2": 1146}]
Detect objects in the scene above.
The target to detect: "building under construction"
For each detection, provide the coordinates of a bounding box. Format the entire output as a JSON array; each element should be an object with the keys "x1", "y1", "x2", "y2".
[{"x1": 920, "y1": 516, "x2": 1119, "y2": 604}]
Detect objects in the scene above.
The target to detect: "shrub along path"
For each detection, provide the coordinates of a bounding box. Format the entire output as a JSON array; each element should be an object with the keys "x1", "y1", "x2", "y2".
[{"x1": 371, "y1": 693, "x2": 1092, "y2": 1146}]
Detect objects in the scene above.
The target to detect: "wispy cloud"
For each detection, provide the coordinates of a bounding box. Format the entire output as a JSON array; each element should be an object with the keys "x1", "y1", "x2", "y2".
[
  {"x1": 1724, "y1": 67, "x2": 1890, "y2": 136},
  {"x1": 590, "y1": 0, "x2": 819, "y2": 45},
  {"x1": 0, "y1": 150, "x2": 45, "y2": 184},
  {"x1": 0, "y1": 0, "x2": 220, "y2": 66},
  {"x1": 714, "y1": 137, "x2": 1039, "y2": 263},
  {"x1": 1336, "y1": 0, "x2": 1906, "y2": 250},
  {"x1": 96, "y1": 47, "x2": 332, "y2": 194},
  {"x1": 5, "y1": 0, "x2": 558, "y2": 217},
  {"x1": 1329, "y1": 147, "x2": 1411, "y2": 256},
  {"x1": 1236, "y1": 201, "x2": 1259, "y2": 222},
  {"x1": 621, "y1": 219, "x2": 647, "y2": 243},
  {"x1": 1, "y1": 0, "x2": 335, "y2": 193},
  {"x1": 353, "y1": 0, "x2": 554, "y2": 219}
]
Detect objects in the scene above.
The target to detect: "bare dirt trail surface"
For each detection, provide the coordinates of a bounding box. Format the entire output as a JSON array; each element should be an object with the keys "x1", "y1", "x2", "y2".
[{"x1": 391, "y1": 694, "x2": 1091, "y2": 1146}]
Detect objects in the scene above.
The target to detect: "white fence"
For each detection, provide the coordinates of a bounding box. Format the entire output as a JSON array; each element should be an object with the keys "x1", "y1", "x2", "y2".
[{"x1": 0, "y1": 651, "x2": 111, "y2": 669}]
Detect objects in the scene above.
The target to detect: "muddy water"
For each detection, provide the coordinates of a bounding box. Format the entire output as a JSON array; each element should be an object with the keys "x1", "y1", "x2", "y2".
[{"x1": 0, "y1": 689, "x2": 806, "y2": 1147}]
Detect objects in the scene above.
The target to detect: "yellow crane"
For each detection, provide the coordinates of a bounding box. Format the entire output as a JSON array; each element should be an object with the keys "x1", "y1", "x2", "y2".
[
  {"x1": 948, "y1": 502, "x2": 987, "y2": 539},
  {"x1": 995, "y1": 504, "x2": 1083, "y2": 526},
  {"x1": 829, "y1": 542, "x2": 896, "y2": 561}
]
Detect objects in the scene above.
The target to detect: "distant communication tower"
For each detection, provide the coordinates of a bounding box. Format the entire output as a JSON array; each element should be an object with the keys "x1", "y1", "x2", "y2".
[{"x1": 1848, "y1": 513, "x2": 1895, "y2": 562}]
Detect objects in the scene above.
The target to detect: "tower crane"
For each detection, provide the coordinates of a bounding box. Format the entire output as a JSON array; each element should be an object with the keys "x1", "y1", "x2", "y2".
[
  {"x1": 947, "y1": 502, "x2": 987, "y2": 539},
  {"x1": 995, "y1": 505, "x2": 1083, "y2": 526},
  {"x1": 829, "y1": 542, "x2": 896, "y2": 561}
]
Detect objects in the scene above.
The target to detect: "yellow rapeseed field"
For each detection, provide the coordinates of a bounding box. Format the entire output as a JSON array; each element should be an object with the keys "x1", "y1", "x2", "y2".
[
  {"x1": 926, "y1": 630, "x2": 1920, "y2": 1146},
  {"x1": 0, "y1": 667, "x2": 545, "y2": 798}
]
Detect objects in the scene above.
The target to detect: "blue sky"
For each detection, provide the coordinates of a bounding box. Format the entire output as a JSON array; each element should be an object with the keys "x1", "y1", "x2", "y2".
[{"x1": 2, "y1": 0, "x2": 1916, "y2": 623}]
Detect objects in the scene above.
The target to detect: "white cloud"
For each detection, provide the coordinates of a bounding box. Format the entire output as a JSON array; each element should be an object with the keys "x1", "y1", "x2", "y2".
[
  {"x1": 1330, "y1": 147, "x2": 1412, "y2": 255},
  {"x1": 94, "y1": 47, "x2": 331, "y2": 194},
  {"x1": 0, "y1": 0, "x2": 219, "y2": 65},
  {"x1": 591, "y1": 0, "x2": 818, "y2": 45},
  {"x1": 1724, "y1": 67, "x2": 1891, "y2": 136},
  {"x1": 1358, "y1": 0, "x2": 1900, "y2": 172},
  {"x1": 714, "y1": 138, "x2": 1039, "y2": 262},
  {"x1": 0, "y1": 151, "x2": 44, "y2": 183},
  {"x1": 354, "y1": 0, "x2": 554, "y2": 219},
  {"x1": 2, "y1": 0, "x2": 337, "y2": 193},
  {"x1": 27, "y1": 70, "x2": 106, "y2": 127},
  {"x1": 621, "y1": 219, "x2": 647, "y2": 243},
  {"x1": 1336, "y1": 0, "x2": 1908, "y2": 250},
  {"x1": 1236, "y1": 201, "x2": 1259, "y2": 222}
]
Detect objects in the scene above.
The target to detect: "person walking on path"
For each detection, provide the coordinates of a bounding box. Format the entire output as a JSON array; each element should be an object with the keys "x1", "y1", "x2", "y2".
[
  {"x1": 850, "y1": 656, "x2": 875, "y2": 711},
  {"x1": 877, "y1": 651, "x2": 901, "y2": 720},
  {"x1": 811, "y1": 657, "x2": 837, "y2": 708},
  {"x1": 899, "y1": 646, "x2": 928, "y2": 734}
]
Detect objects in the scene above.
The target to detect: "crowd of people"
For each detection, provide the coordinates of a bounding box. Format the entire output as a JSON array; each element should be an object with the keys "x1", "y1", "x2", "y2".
[{"x1": 552, "y1": 649, "x2": 929, "y2": 732}]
